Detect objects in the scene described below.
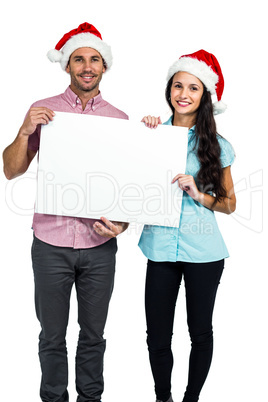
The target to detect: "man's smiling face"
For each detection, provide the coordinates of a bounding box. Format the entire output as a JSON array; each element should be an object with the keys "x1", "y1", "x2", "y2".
[{"x1": 66, "y1": 47, "x2": 106, "y2": 97}]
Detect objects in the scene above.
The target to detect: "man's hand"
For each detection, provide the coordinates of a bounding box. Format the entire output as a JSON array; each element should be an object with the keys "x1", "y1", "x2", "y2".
[
  {"x1": 3, "y1": 107, "x2": 55, "y2": 180},
  {"x1": 93, "y1": 217, "x2": 129, "y2": 238},
  {"x1": 20, "y1": 107, "x2": 55, "y2": 137}
]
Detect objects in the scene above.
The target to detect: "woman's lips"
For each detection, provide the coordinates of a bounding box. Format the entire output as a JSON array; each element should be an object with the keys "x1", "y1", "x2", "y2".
[{"x1": 177, "y1": 101, "x2": 190, "y2": 107}]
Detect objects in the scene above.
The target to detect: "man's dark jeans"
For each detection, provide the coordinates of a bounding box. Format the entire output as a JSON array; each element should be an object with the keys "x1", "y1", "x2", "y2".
[{"x1": 32, "y1": 235, "x2": 117, "y2": 402}]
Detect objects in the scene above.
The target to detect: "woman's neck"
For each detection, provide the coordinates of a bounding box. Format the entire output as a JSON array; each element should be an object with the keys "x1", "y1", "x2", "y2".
[{"x1": 173, "y1": 113, "x2": 196, "y2": 129}]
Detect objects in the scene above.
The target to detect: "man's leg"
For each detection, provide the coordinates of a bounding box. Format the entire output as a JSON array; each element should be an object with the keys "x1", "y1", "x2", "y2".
[
  {"x1": 32, "y1": 236, "x2": 76, "y2": 402},
  {"x1": 75, "y1": 238, "x2": 117, "y2": 402}
]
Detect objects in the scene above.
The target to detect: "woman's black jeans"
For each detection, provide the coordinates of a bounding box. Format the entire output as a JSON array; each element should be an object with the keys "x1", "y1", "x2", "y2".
[{"x1": 145, "y1": 259, "x2": 224, "y2": 402}]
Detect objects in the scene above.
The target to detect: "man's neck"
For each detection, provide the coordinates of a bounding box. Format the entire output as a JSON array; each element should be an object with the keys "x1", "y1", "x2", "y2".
[{"x1": 69, "y1": 85, "x2": 100, "y2": 110}]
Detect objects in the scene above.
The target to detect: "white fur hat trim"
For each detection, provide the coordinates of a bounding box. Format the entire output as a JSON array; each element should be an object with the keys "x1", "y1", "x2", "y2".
[
  {"x1": 47, "y1": 32, "x2": 113, "y2": 71},
  {"x1": 167, "y1": 57, "x2": 218, "y2": 95}
]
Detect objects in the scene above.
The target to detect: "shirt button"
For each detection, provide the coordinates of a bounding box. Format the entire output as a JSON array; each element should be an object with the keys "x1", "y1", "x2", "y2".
[{"x1": 92, "y1": 106, "x2": 95, "y2": 111}]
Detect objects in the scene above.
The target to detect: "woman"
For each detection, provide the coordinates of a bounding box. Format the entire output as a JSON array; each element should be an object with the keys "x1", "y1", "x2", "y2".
[{"x1": 139, "y1": 50, "x2": 236, "y2": 402}]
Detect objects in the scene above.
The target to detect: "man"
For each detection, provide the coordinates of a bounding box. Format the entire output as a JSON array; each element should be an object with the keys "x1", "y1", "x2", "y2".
[{"x1": 3, "y1": 22, "x2": 128, "y2": 402}]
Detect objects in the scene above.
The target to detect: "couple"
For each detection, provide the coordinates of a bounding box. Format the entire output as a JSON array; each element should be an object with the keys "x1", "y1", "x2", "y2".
[{"x1": 3, "y1": 22, "x2": 236, "y2": 402}]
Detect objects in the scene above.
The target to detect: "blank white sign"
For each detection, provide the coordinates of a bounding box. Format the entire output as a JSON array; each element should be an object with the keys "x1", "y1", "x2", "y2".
[{"x1": 35, "y1": 112, "x2": 188, "y2": 227}]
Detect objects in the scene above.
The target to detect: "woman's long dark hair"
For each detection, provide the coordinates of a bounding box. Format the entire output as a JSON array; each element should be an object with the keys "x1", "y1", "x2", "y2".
[{"x1": 165, "y1": 76, "x2": 227, "y2": 203}]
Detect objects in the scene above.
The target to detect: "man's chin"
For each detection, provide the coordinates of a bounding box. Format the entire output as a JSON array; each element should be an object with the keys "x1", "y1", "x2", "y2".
[{"x1": 76, "y1": 83, "x2": 99, "y2": 93}]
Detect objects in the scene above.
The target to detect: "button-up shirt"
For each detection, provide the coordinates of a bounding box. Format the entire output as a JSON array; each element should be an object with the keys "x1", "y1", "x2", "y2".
[
  {"x1": 138, "y1": 117, "x2": 235, "y2": 263},
  {"x1": 28, "y1": 86, "x2": 128, "y2": 248}
]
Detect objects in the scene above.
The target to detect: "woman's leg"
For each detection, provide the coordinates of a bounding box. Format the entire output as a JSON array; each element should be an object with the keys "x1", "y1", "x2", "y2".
[
  {"x1": 182, "y1": 260, "x2": 224, "y2": 402},
  {"x1": 145, "y1": 260, "x2": 183, "y2": 401}
]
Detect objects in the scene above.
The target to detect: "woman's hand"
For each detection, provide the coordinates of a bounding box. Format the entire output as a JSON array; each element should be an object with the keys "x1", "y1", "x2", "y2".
[
  {"x1": 172, "y1": 174, "x2": 201, "y2": 201},
  {"x1": 141, "y1": 115, "x2": 162, "y2": 128},
  {"x1": 172, "y1": 167, "x2": 236, "y2": 214}
]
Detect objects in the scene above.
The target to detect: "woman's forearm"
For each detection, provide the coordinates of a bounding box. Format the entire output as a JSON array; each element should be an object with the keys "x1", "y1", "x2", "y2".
[{"x1": 196, "y1": 191, "x2": 236, "y2": 214}]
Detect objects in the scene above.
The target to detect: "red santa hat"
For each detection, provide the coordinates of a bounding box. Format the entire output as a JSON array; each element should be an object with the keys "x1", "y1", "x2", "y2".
[
  {"x1": 167, "y1": 49, "x2": 226, "y2": 115},
  {"x1": 47, "y1": 22, "x2": 113, "y2": 71}
]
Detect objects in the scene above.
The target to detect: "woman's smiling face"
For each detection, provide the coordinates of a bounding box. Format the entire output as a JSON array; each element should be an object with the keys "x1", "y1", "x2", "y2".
[{"x1": 170, "y1": 71, "x2": 204, "y2": 121}]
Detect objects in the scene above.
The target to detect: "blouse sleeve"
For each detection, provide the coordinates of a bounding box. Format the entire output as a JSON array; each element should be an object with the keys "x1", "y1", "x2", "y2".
[{"x1": 218, "y1": 136, "x2": 236, "y2": 168}]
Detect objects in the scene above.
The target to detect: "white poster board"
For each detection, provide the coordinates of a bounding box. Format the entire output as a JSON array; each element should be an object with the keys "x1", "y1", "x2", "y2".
[{"x1": 35, "y1": 112, "x2": 188, "y2": 227}]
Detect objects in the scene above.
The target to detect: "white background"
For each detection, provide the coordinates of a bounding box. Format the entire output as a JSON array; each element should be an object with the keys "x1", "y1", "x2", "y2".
[{"x1": 0, "y1": 1, "x2": 267, "y2": 401}]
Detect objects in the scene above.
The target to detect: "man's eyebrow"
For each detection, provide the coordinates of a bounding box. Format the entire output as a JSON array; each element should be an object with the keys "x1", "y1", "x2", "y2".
[{"x1": 73, "y1": 54, "x2": 101, "y2": 59}]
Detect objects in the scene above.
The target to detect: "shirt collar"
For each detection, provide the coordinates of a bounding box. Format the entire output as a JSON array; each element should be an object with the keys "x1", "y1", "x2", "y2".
[{"x1": 62, "y1": 86, "x2": 103, "y2": 109}]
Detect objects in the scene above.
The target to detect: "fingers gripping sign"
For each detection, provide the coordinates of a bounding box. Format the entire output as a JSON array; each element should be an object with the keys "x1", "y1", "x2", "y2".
[
  {"x1": 141, "y1": 115, "x2": 162, "y2": 129},
  {"x1": 3, "y1": 107, "x2": 55, "y2": 180},
  {"x1": 172, "y1": 174, "x2": 201, "y2": 201},
  {"x1": 93, "y1": 217, "x2": 129, "y2": 238},
  {"x1": 21, "y1": 107, "x2": 55, "y2": 137}
]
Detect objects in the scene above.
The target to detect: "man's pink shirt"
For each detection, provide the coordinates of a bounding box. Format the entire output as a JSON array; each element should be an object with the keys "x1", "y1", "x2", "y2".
[{"x1": 28, "y1": 87, "x2": 128, "y2": 249}]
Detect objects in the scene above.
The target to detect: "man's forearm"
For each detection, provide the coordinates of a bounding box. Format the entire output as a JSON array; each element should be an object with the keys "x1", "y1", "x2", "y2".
[{"x1": 3, "y1": 131, "x2": 34, "y2": 180}]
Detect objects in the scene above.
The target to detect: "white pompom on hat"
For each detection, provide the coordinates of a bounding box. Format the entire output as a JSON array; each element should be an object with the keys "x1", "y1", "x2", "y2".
[
  {"x1": 167, "y1": 49, "x2": 227, "y2": 115},
  {"x1": 47, "y1": 22, "x2": 113, "y2": 71}
]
